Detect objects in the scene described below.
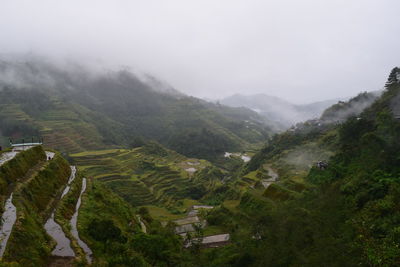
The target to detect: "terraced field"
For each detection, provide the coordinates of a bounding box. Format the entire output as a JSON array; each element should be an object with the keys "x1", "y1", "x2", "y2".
[
  {"x1": 70, "y1": 144, "x2": 212, "y2": 208},
  {"x1": 0, "y1": 99, "x2": 109, "y2": 153},
  {"x1": 37, "y1": 103, "x2": 106, "y2": 153}
]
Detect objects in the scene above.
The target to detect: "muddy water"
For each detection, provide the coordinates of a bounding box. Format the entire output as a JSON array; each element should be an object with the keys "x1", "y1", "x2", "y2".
[
  {"x1": 67, "y1": 166, "x2": 77, "y2": 184},
  {"x1": 0, "y1": 148, "x2": 55, "y2": 167},
  {"x1": 44, "y1": 166, "x2": 77, "y2": 257},
  {"x1": 44, "y1": 213, "x2": 75, "y2": 257},
  {"x1": 61, "y1": 166, "x2": 76, "y2": 199},
  {"x1": 70, "y1": 178, "x2": 92, "y2": 264},
  {"x1": 0, "y1": 146, "x2": 44, "y2": 167},
  {"x1": 0, "y1": 152, "x2": 18, "y2": 167},
  {"x1": 241, "y1": 155, "x2": 251, "y2": 162},
  {"x1": 0, "y1": 194, "x2": 17, "y2": 257},
  {"x1": 0, "y1": 148, "x2": 56, "y2": 257}
]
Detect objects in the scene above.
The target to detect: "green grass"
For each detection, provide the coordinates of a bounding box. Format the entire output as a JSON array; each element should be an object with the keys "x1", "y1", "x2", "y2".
[
  {"x1": 77, "y1": 179, "x2": 141, "y2": 264},
  {"x1": 222, "y1": 200, "x2": 240, "y2": 212},
  {"x1": 0, "y1": 146, "x2": 46, "y2": 211},
  {"x1": 3, "y1": 152, "x2": 71, "y2": 266},
  {"x1": 202, "y1": 225, "x2": 226, "y2": 236},
  {"x1": 144, "y1": 205, "x2": 183, "y2": 221},
  {"x1": 72, "y1": 149, "x2": 124, "y2": 157}
]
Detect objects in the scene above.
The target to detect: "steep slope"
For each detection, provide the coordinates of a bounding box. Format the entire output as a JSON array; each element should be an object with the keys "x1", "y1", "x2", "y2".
[
  {"x1": 245, "y1": 91, "x2": 381, "y2": 180},
  {"x1": 0, "y1": 146, "x2": 182, "y2": 266},
  {"x1": 0, "y1": 146, "x2": 71, "y2": 265},
  {"x1": 0, "y1": 58, "x2": 272, "y2": 161},
  {"x1": 196, "y1": 67, "x2": 400, "y2": 266}
]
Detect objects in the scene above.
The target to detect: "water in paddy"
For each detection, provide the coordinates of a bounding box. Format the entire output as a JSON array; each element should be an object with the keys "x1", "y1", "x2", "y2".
[
  {"x1": 44, "y1": 213, "x2": 75, "y2": 257},
  {"x1": 0, "y1": 147, "x2": 56, "y2": 257},
  {"x1": 44, "y1": 166, "x2": 77, "y2": 257},
  {"x1": 70, "y1": 178, "x2": 93, "y2": 264},
  {"x1": 0, "y1": 152, "x2": 18, "y2": 167},
  {"x1": 0, "y1": 194, "x2": 17, "y2": 257},
  {"x1": 241, "y1": 155, "x2": 251, "y2": 162}
]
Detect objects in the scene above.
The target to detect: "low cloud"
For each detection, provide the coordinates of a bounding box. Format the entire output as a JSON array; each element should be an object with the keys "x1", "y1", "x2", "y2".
[{"x1": 0, "y1": 0, "x2": 400, "y2": 102}]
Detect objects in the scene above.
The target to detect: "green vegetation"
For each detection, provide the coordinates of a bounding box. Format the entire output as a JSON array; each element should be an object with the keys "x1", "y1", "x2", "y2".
[
  {"x1": 76, "y1": 179, "x2": 189, "y2": 266},
  {"x1": 191, "y1": 69, "x2": 400, "y2": 266},
  {"x1": 1, "y1": 65, "x2": 400, "y2": 266},
  {"x1": 3, "y1": 152, "x2": 71, "y2": 266},
  {"x1": 70, "y1": 142, "x2": 226, "y2": 210},
  {"x1": 0, "y1": 61, "x2": 273, "y2": 161},
  {"x1": 0, "y1": 146, "x2": 46, "y2": 210}
]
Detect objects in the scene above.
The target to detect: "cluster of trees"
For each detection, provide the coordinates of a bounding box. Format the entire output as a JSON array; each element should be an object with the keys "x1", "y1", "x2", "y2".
[{"x1": 200, "y1": 72, "x2": 400, "y2": 266}]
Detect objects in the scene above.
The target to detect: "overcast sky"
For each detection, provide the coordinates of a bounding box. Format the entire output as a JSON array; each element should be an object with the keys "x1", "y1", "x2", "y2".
[{"x1": 1, "y1": 0, "x2": 400, "y2": 103}]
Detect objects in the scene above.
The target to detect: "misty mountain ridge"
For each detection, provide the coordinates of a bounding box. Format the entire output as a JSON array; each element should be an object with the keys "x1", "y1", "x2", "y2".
[
  {"x1": 220, "y1": 93, "x2": 346, "y2": 128},
  {"x1": 0, "y1": 57, "x2": 182, "y2": 98},
  {"x1": 0, "y1": 57, "x2": 273, "y2": 160},
  {"x1": 319, "y1": 90, "x2": 382, "y2": 123}
]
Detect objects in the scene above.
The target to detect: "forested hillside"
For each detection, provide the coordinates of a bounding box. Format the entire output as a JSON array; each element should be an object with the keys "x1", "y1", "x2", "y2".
[
  {"x1": 197, "y1": 68, "x2": 400, "y2": 266},
  {"x1": 0, "y1": 58, "x2": 272, "y2": 161}
]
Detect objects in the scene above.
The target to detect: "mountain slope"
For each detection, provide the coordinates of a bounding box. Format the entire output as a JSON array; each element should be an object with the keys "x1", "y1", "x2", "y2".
[
  {"x1": 1, "y1": 65, "x2": 399, "y2": 266},
  {"x1": 0, "y1": 58, "x2": 273, "y2": 160},
  {"x1": 70, "y1": 141, "x2": 225, "y2": 208},
  {"x1": 199, "y1": 67, "x2": 400, "y2": 266}
]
